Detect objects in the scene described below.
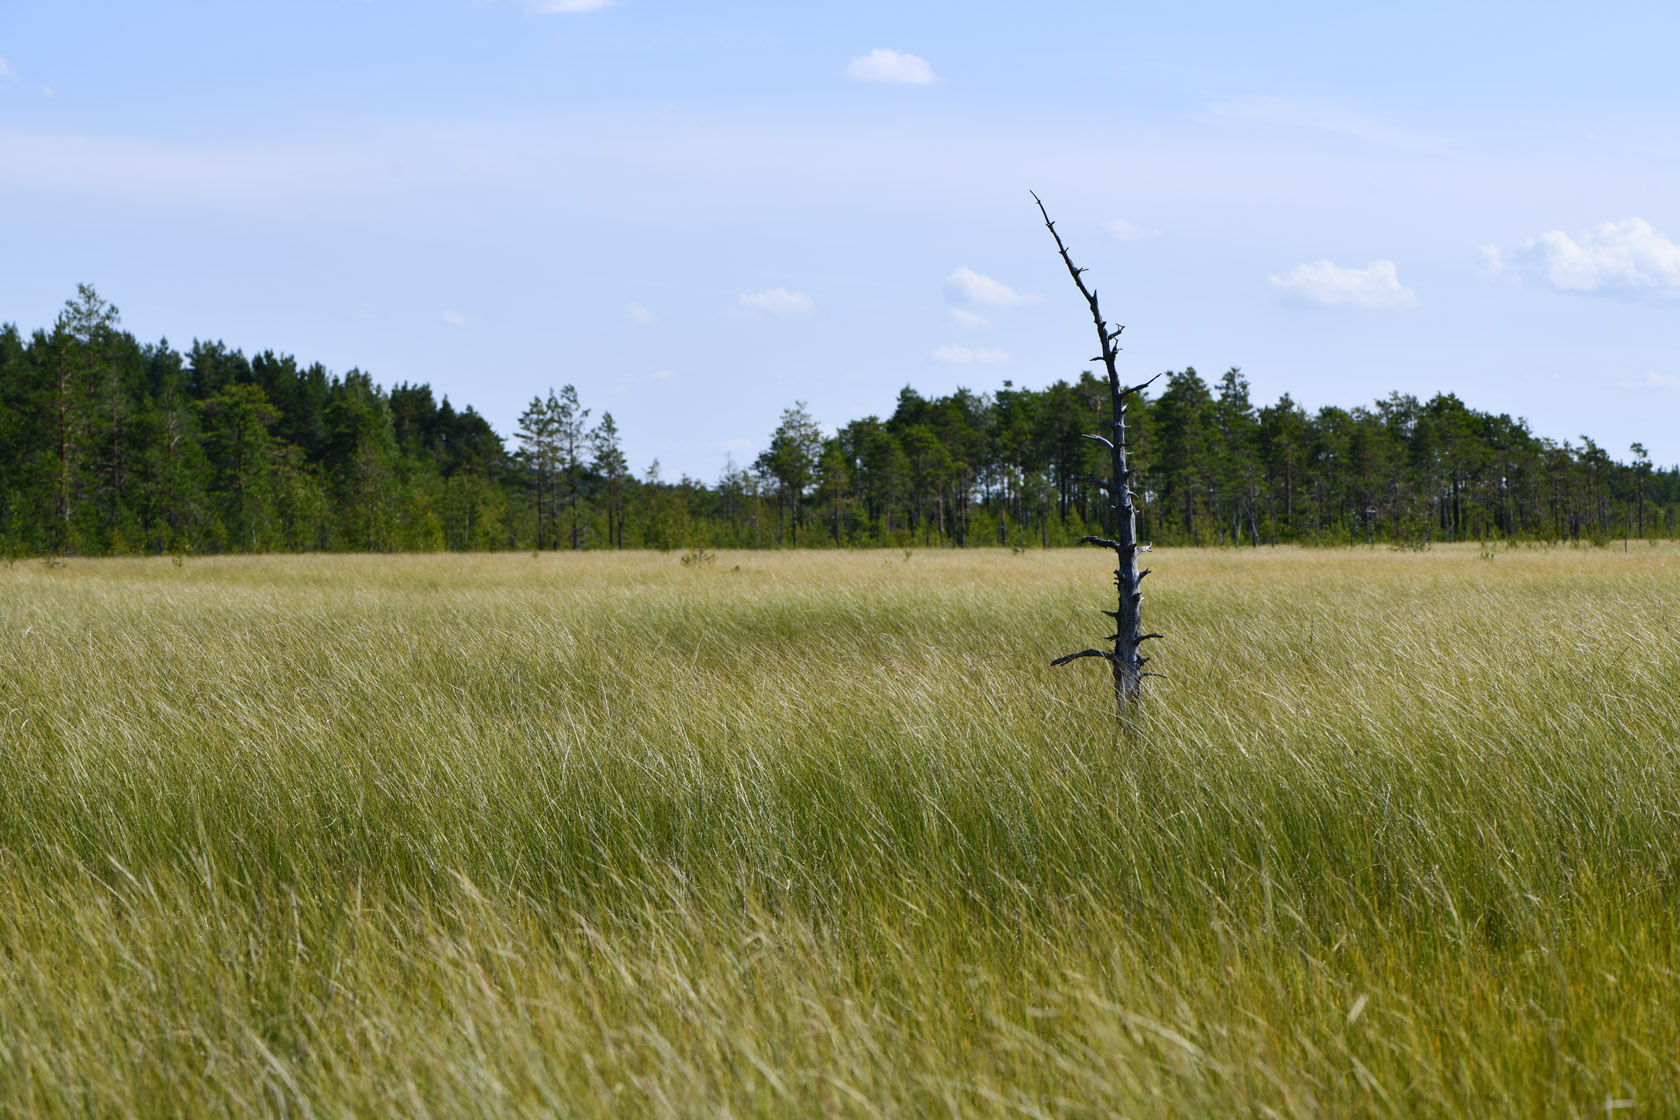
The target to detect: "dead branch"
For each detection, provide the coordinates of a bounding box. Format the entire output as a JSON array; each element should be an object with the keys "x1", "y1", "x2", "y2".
[{"x1": 1051, "y1": 649, "x2": 1116, "y2": 666}]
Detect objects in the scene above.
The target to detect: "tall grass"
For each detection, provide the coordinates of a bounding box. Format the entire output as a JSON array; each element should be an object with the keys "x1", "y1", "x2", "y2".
[{"x1": 1, "y1": 544, "x2": 1677, "y2": 1117}]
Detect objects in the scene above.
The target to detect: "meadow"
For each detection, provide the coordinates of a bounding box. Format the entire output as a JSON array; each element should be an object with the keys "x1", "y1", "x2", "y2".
[{"x1": 1, "y1": 543, "x2": 1677, "y2": 1118}]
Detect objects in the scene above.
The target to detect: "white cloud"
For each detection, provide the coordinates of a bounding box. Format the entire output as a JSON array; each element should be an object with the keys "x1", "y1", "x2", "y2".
[
  {"x1": 1619, "y1": 370, "x2": 1680, "y2": 390},
  {"x1": 0, "y1": 58, "x2": 17, "y2": 80},
  {"x1": 931, "y1": 344, "x2": 1009, "y2": 365},
  {"x1": 520, "y1": 0, "x2": 614, "y2": 12},
  {"x1": 846, "y1": 49, "x2": 936, "y2": 86},
  {"x1": 735, "y1": 288, "x2": 812, "y2": 317},
  {"x1": 441, "y1": 309, "x2": 466, "y2": 327},
  {"x1": 1104, "y1": 218, "x2": 1161, "y2": 241},
  {"x1": 625, "y1": 302, "x2": 654, "y2": 323},
  {"x1": 948, "y1": 308, "x2": 988, "y2": 329},
  {"x1": 1492, "y1": 218, "x2": 1680, "y2": 297},
  {"x1": 944, "y1": 266, "x2": 1036, "y2": 308},
  {"x1": 1269, "y1": 259, "x2": 1417, "y2": 309}
]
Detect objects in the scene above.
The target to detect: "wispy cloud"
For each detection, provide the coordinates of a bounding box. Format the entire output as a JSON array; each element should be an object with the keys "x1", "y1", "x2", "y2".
[
  {"x1": 0, "y1": 127, "x2": 391, "y2": 207},
  {"x1": 948, "y1": 308, "x2": 988, "y2": 329},
  {"x1": 944, "y1": 266, "x2": 1036, "y2": 308},
  {"x1": 931, "y1": 344, "x2": 1009, "y2": 365},
  {"x1": 441, "y1": 309, "x2": 466, "y2": 327},
  {"x1": 625, "y1": 302, "x2": 654, "y2": 323},
  {"x1": 0, "y1": 57, "x2": 17, "y2": 81},
  {"x1": 1210, "y1": 96, "x2": 1441, "y2": 148},
  {"x1": 736, "y1": 288, "x2": 812, "y2": 317},
  {"x1": 846, "y1": 49, "x2": 936, "y2": 86},
  {"x1": 1104, "y1": 218, "x2": 1161, "y2": 241},
  {"x1": 618, "y1": 369, "x2": 677, "y2": 389},
  {"x1": 1619, "y1": 370, "x2": 1680, "y2": 390},
  {"x1": 1269, "y1": 259, "x2": 1417, "y2": 309},
  {"x1": 518, "y1": 0, "x2": 614, "y2": 12},
  {"x1": 1485, "y1": 218, "x2": 1680, "y2": 298}
]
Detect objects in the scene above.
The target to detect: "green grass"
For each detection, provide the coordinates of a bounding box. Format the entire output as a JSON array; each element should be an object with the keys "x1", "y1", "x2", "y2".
[{"x1": 2, "y1": 544, "x2": 1678, "y2": 1117}]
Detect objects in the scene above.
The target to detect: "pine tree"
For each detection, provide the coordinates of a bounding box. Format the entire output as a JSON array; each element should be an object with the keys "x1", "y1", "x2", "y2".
[
  {"x1": 553, "y1": 385, "x2": 590, "y2": 549},
  {"x1": 198, "y1": 382, "x2": 283, "y2": 550},
  {"x1": 1213, "y1": 368, "x2": 1261, "y2": 546},
  {"x1": 49, "y1": 285, "x2": 123, "y2": 552},
  {"x1": 1153, "y1": 369, "x2": 1216, "y2": 542},
  {"x1": 590, "y1": 411, "x2": 628, "y2": 549},
  {"x1": 814, "y1": 438, "x2": 851, "y2": 546},
  {"x1": 134, "y1": 340, "x2": 211, "y2": 553},
  {"x1": 755, "y1": 403, "x2": 821, "y2": 546},
  {"x1": 325, "y1": 370, "x2": 400, "y2": 551},
  {"x1": 515, "y1": 394, "x2": 559, "y2": 549}
]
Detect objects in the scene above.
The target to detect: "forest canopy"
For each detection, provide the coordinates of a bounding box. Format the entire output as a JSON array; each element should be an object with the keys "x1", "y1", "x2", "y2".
[{"x1": 3, "y1": 286, "x2": 1675, "y2": 557}]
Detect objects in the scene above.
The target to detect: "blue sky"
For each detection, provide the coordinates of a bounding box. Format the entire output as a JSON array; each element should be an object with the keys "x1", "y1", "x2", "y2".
[{"x1": 4, "y1": 0, "x2": 1677, "y2": 476}]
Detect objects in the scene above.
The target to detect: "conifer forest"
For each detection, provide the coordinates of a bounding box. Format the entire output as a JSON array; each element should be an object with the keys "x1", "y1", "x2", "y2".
[{"x1": 3, "y1": 285, "x2": 1675, "y2": 558}]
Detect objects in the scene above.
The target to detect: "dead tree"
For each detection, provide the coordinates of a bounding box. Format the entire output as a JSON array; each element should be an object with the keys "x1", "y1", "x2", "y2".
[{"x1": 1034, "y1": 193, "x2": 1162, "y2": 710}]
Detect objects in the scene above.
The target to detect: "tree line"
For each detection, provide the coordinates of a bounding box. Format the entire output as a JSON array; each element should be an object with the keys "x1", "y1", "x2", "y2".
[{"x1": 3, "y1": 286, "x2": 1675, "y2": 557}]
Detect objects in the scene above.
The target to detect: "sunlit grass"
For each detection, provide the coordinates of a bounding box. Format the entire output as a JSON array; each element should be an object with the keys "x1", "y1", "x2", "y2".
[{"x1": 2, "y1": 543, "x2": 1677, "y2": 1116}]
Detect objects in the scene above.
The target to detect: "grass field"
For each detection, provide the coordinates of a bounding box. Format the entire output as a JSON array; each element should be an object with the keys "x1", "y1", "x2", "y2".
[{"x1": 2, "y1": 543, "x2": 1678, "y2": 1117}]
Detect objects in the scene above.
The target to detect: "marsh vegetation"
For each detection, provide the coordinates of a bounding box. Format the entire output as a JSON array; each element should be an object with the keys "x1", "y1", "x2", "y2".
[{"x1": 2, "y1": 545, "x2": 1677, "y2": 1116}]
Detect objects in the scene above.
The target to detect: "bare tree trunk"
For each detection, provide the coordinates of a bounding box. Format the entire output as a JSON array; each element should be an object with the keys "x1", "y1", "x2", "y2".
[{"x1": 1035, "y1": 194, "x2": 1162, "y2": 711}]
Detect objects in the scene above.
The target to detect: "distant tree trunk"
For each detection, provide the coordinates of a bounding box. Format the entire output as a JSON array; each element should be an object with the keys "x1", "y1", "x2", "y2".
[
  {"x1": 56, "y1": 353, "x2": 74, "y2": 545},
  {"x1": 1036, "y1": 195, "x2": 1161, "y2": 711}
]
